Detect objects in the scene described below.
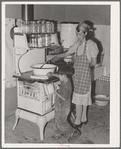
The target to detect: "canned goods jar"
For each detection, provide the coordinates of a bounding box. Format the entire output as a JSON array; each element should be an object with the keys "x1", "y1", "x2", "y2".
[
  {"x1": 51, "y1": 21, "x2": 55, "y2": 33},
  {"x1": 16, "y1": 19, "x2": 22, "y2": 27},
  {"x1": 30, "y1": 21, "x2": 37, "y2": 33},
  {"x1": 37, "y1": 34, "x2": 43, "y2": 47},
  {"x1": 43, "y1": 34, "x2": 51, "y2": 47},
  {"x1": 30, "y1": 34, "x2": 38, "y2": 48},
  {"x1": 41, "y1": 20, "x2": 46, "y2": 33},
  {"x1": 36, "y1": 20, "x2": 42, "y2": 33},
  {"x1": 46, "y1": 21, "x2": 51, "y2": 33},
  {"x1": 22, "y1": 20, "x2": 30, "y2": 34}
]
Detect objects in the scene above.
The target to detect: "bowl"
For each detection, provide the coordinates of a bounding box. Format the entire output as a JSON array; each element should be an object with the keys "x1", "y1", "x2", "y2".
[
  {"x1": 95, "y1": 100, "x2": 109, "y2": 106},
  {"x1": 31, "y1": 63, "x2": 57, "y2": 76},
  {"x1": 94, "y1": 95, "x2": 110, "y2": 106}
]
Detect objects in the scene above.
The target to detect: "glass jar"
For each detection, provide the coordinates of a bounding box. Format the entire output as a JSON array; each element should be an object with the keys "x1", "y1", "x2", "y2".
[
  {"x1": 37, "y1": 34, "x2": 43, "y2": 47},
  {"x1": 46, "y1": 21, "x2": 51, "y2": 33},
  {"x1": 22, "y1": 20, "x2": 30, "y2": 34},
  {"x1": 30, "y1": 34, "x2": 38, "y2": 48},
  {"x1": 51, "y1": 21, "x2": 54, "y2": 33},
  {"x1": 30, "y1": 21, "x2": 37, "y2": 33},
  {"x1": 36, "y1": 20, "x2": 42, "y2": 33},
  {"x1": 43, "y1": 33, "x2": 51, "y2": 47},
  {"x1": 41, "y1": 20, "x2": 46, "y2": 33}
]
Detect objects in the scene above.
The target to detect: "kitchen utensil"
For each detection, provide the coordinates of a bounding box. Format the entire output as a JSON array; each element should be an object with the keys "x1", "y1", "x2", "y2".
[
  {"x1": 39, "y1": 59, "x2": 51, "y2": 69},
  {"x1": 39, "y1": 54, "x2": 57, "y2": 69},
  {"x1": 94, "y1": 95, "x2": 110, "y2": 100},
  {"x1": 94, "y1": 95, "x2": 110, "y2": 106},
  {"x1": 95, "y1": 100, "x2": 109, "y2": 106},
  {"x1": 31, "y1": 63, "x2": 57, "y2": 76}
]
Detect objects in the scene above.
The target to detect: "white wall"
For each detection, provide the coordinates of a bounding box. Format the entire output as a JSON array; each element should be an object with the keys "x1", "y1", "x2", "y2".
[
  {"x1": 94, "y1": 25, "x2": 110, "y2": 75},
  {"x1": 6, "y1": 4, "x2": 110, "y2": 25}
]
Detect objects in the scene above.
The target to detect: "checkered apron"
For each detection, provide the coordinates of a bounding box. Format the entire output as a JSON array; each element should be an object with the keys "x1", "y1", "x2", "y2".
[{"x1": 73, "y1": 42, "x2": 91, "y2": 95}]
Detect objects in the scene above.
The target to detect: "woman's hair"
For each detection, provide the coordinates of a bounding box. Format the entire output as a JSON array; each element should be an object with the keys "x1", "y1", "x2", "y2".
[
  {"x1": 76, "y1": 22, "x2": 90, "y2": 40},
  {"x1": 57, "y1": 66, "x2": 74, "y2": 78}
]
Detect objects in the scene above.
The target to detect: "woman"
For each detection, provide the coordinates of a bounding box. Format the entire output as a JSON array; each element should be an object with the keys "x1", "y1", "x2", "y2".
[{"x1": 49, "y1": 21, "x2": 99, "y2": 127}]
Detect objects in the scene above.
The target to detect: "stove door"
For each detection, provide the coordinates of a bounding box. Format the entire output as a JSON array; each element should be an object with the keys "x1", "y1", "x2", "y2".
[{"x1": 18, "y1": 81, "x2": 55, "y2": 115}]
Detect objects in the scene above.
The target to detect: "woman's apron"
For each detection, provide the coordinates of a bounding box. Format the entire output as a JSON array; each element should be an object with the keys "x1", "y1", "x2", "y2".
[{"x1": 73, "y1": 41, "x2": 91, "y2": 95}]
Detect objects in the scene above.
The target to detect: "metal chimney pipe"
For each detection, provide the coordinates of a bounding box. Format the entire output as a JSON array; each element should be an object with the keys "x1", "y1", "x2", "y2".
[{"x1": 21, "y1": 4, "x2": 34, "y2": 21}]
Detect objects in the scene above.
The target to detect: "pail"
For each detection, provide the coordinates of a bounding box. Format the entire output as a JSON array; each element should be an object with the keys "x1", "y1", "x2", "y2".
[
  {"x1": 94, "y1": 95, "x2": 110, "y2": 106},
  {"x1": 60, "y1": 22, "x2": 78, "y2": 48}
]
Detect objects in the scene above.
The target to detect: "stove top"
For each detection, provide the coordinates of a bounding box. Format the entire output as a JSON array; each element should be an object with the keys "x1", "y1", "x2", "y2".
[
  {"x1": 13, "y1": 71, "x2": 59, "y2": 84},
  {"x1": 30, "y1": 74, "x2": 49, "y2": 80}
]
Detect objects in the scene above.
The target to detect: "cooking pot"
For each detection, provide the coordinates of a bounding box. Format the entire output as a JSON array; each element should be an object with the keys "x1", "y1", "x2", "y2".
[{"x1": 31, "y1": 63, "x2": 57, "y2": 76}]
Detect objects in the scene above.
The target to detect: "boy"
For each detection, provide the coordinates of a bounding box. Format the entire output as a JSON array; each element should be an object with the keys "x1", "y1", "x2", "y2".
[{"x1": 47, "y1": 66, "x2": 81, "y2": 143}]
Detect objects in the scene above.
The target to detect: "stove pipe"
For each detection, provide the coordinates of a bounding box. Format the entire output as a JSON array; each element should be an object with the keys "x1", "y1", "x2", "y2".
[{"x1": 21, "y1": 4, "x2": 34, "y2": 21}]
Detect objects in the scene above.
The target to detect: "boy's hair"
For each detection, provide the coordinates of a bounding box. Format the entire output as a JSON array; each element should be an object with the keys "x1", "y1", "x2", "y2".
[{"x1": 57, "y1": 66, "x2": 74, "y2": 78}]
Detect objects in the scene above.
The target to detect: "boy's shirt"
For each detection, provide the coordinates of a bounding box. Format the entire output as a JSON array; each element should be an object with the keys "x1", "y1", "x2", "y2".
[{"x1": 55, "y1": 79, "x2": 72, "y2": 109}]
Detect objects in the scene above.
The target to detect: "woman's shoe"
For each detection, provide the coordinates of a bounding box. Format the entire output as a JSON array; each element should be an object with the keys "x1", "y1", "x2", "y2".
[
  {"x1": 81, "y1": 119, "x2": 88, "y2": 125},
  {"x1": 72, "y1": 122, "x2": 82, "y2": 129},
  {"x1": 51, "y1": 133, "x2": 66, "y2": 140}
]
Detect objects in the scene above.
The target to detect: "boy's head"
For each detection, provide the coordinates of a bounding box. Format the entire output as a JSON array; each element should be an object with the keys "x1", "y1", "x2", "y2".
[{"x1": 57, "y1": 66, "x2": 74, "y2": 79}]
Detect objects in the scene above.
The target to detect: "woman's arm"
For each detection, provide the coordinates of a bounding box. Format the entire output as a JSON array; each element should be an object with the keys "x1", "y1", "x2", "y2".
[
  {"x1": 49, "y1": 41, "x2": 78, "y2": 62},
  {"x1": 56, "y1": 50, "x2": 72, "y2": 58},
  {"x1": 90, "y1": 57, "x2": 101, "y2": 70},
  {"x1": 57, "y1": 41, "x2": 78, "y2": 58},
  {"x1": 90, "y1": 57, "x2": 97, "y2": 67}
]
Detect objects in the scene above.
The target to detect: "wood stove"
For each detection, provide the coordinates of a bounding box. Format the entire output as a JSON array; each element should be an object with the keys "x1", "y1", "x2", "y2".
[{"x1": 13, "y1": 71, "x2": 59, "y2": 140}]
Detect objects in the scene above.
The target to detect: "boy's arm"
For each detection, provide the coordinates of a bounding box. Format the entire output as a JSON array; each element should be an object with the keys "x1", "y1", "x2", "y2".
[{"x1": 47, "y1": 72, "x2": 59, "y2": 78}]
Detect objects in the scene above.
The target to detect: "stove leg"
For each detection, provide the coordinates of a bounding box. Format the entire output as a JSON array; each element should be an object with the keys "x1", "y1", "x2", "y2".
[
  {"x1": 36, "y1": 116, "x2": 47, "y2": 141},
  {"x1": 13, "y1": 109, "x2": 21, "y2": 130}
]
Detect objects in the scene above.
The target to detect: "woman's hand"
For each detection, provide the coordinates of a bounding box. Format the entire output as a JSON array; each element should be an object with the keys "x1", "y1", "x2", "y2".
[
  {"x1": 50, "y1": 56, "x2": 61, "y2": 63},
  {"x1": 46, "y1": 54, "x2": 61, "y2": 63},
  {"x1": 90, "y1": 57, "x2": 97, "y2": 69},
  {"x1": 46, "y1": 55, "x2": 57, "y2": 61},
  {"x1": 47, "y1": 72, "x2": 53, "y2": 78},
  {"x1": 94, "y1": 63, "x2": 102, "y2": 68}
]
